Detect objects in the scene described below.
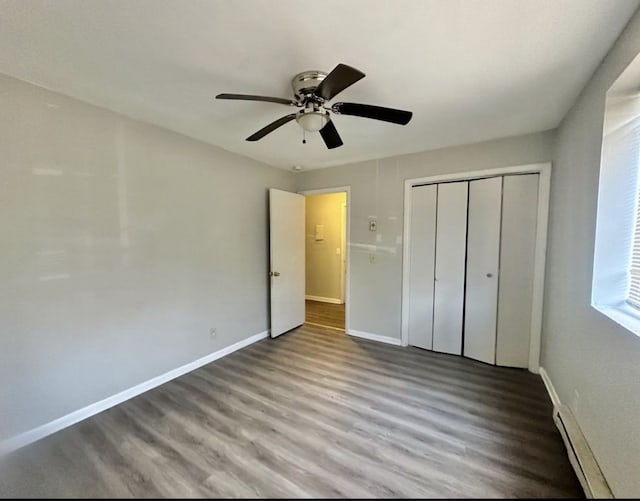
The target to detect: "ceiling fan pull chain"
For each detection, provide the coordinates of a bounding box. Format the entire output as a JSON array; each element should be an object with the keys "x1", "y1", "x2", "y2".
[{"x1": 302, "y1": 129, "x2": 307, "y2": 145}]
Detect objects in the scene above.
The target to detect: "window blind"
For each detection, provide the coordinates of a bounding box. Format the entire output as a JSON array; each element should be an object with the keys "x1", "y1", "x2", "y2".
[{"x1": 625, "y1": 118, "x2": 640, "y2": 310}]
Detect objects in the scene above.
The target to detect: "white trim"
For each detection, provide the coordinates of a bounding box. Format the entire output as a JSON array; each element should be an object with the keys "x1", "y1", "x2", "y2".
[
  {"x1": 305, "y1": 295, "x2": 342, "y2": 304},
  {"x1": 0, "y1": 330, "x2": 269, "y2": 457},
  {"x1": 299, "y1": 186, "x2": 351, "y2": 334},
  {"x1": 401, "y1": 176, "x2": 414, "y2": 347},
  {"x1": 539, "y1": 367, "x2": 612, "y2": 499},
  {"x1": 340, "y1": 202, "x2": 347, "y2": 304},
  {"x1": 401, "y1": 162, "x2": 551, "y2": 373},
  {"x1": 592, "y1": 302, "x2": 640, "y2": 336},
  {"x1": 528, "y1": 164, "x2": 551, "y2": 373},
  {"x1": 539, "y1": 367, "x2": 561, "y2": 408},
  {"x1": 403, "y1": 163, "x2": 550, "y2": 187},
  {"x1": 347, "y1": 329, "x2": 403, "y2": 346}
]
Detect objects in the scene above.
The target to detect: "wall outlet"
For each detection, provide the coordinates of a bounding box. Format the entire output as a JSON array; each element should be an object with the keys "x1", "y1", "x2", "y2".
[{"x1": 209, "y1": 328, "x2": 216, "y2": 339}]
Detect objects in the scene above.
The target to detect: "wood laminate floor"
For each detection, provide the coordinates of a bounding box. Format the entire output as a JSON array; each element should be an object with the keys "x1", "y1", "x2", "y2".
[
  {"x1": 305, "y1": 299, "x2": 345, "y2": 330},
  {"x1": 0, "y1": 325, "x2": 583, "y2": 498}
]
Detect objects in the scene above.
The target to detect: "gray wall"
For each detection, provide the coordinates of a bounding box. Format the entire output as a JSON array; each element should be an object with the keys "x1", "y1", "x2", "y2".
[
  {"x1": 0, "y1": 74, "x2": 293, "y2": 443},
  {"x1": 295, "y1": 131, "x2": 554, "y2": 340},
  {"x1": 542, "y1": 10, "x2": 640, "y2": 498}
]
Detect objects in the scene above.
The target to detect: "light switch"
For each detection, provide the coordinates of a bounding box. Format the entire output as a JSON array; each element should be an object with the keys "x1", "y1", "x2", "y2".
[
  {"x1": 369, "y1": 219, "x2": 377, "y2": 231},
  {"x1": 315, "y1": 224, "x2": 324, "y2": 241}
]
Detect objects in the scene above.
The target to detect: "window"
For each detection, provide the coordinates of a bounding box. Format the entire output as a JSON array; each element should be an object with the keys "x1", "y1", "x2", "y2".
[
  {"x1": 628, "y1": 186, "x2": 640, "y2": 309},
  {"x1": 592, "y1": 52, "x2": 640, "y2": 335}
]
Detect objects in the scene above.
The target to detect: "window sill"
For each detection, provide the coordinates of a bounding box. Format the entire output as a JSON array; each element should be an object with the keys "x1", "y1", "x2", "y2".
[{"x1": 592, "y1": 301, "x2": 640, "y2": 337}]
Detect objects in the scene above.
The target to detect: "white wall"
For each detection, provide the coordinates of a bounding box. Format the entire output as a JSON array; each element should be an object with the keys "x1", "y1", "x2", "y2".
[
  {"x1": 295, "y1": 131, "x2": 554, "y2": 341},
  {"x1": 0, "y1": 74, "x2": 293, "y2": 444},
  {"x1": 542, "y1": 10, "x2": 640, "y2": 498},
  {"x1": 305, "y1": 192, "x2": 346, "y2": 303}
]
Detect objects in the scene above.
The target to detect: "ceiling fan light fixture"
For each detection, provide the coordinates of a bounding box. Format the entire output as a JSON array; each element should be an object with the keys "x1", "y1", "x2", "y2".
[{"x1": 296, "y1": 110, "x2": 329, "y2": 132}]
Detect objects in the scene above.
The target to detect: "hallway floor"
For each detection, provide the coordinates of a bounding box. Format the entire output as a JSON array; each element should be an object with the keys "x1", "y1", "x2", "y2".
[{"x1": 305, "y1": 299, "x2": 345, "y2": 330}]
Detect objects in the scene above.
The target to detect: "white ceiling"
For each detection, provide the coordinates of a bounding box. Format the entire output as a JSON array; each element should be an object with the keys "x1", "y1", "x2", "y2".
[{"x1": 0, "y1": 0, "x2": 638, "y2": 170}]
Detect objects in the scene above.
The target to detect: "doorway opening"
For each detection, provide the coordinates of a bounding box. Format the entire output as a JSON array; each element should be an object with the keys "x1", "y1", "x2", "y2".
[{"x1": 302, "y1": 189, "x2": 348, "y2": 331}]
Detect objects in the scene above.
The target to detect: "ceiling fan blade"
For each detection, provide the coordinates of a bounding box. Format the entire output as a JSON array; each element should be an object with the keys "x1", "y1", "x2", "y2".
[
  {"x1": 246, "y1": 113, "x2": 297, "y2": 141},
  {"x1": 315, "y1": 64, "x2": 365, "y2": 101},
  {"x1": 319, "y1": 119, "x2": 344, "y2": 149},
  {"x1": 216, "y1": 93, "x2": 297, "y2": 106},
  {"x1": 333, "y1": 102, "x2": 413, "y2": 125}
]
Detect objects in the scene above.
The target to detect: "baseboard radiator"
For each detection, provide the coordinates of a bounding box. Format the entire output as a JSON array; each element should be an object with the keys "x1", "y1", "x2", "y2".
[{"x1": 552, "y1": 404, "x2": 613, "y2": 498}]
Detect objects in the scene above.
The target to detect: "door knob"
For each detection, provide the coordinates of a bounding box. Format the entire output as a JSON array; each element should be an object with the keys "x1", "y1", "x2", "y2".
[
  {"x1": 486, "y1": 273, "x2": 493, "y2": 278},
  {"x1": 270, "y1": 271, "x2": 280, "y2": 277}
]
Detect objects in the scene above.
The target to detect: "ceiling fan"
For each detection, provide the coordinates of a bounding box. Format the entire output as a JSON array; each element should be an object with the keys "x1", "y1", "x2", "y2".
[{"x1": 216, "y1": 63, "x2": 413, "y2": 149}]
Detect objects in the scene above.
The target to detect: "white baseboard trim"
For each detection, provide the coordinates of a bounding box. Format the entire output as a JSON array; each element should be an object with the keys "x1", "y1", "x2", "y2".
[
  {"x1": 539, "y1": 367, "x2": 561, "y2": 408},
  {"x1": 305, "y1": 295, "x2": 343, "y2": 304},
  {"x1": 0, "y1": 330, "x2": 269, "y2": 457},
  {"x1": 347, "y1": 329, "x2": 402, "y2": 346},
  {"x1": 539, "y1": 367, "x2": 612, "y2": 499}
]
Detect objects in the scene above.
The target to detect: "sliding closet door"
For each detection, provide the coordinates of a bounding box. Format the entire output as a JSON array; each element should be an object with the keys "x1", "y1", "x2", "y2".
[
  {"x1": 496, "y1": 174, "x2": 539, "y2": 367},
  {"x1": 464, "y1": 177, "x2": 502, "y2": 364},
  {"x1": 432, "y1": 182, "x2": 468, "y2": 355},
  {"x1": 408, "y1": 185, "x2": 437, "y2": 350}
]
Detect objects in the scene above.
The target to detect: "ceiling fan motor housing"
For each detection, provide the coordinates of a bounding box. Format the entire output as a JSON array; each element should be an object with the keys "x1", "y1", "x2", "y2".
[
  {"x1": 292, "y1": 70, "x2": 327, "y2": 101},
  {"x1": 292, "y1": 70, "x2": 331, "y2": 131}
]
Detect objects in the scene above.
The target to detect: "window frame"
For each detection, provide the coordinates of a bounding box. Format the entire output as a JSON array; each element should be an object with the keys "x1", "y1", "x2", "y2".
[{"x1": 591, "y1": 52, "x2": 640, "y2": 337}]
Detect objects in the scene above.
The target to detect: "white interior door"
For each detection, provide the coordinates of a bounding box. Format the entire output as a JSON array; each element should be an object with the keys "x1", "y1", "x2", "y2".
[
  {"x1": 496, "y1": 174, "x2": 539, "y2": 367},
  {"x1": 269, "y1": 188, "x2": 305, "y2": 338},
  {"x1": 433, "y1": 181, "x2": 468, "y2": 355},
  {"x1": 464, "y1": 177, "x2": 502, "y2": 364},
  {"x1": 408, "y1": 184, "x2": 437, "y2": 350}
]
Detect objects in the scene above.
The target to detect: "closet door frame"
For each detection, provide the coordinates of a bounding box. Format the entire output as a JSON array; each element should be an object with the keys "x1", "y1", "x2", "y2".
[{"x1": 400, "y1": 162, "x2": 551, "y2": 373}]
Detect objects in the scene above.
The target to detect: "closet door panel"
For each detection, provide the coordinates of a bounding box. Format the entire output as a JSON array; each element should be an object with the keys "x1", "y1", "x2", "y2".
[
  {"x1": 408, "y1": 185, "x2": 437, "y2": 350},
  {"x1": 496, "y1": 174, "x2": 539, "y2": 368},
  {"x1": 464, "y1": 177, "x2": 502, "y2": 364},
  {"x1": 432, "y1": 182, "x2": 468, "y2": 355}
]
